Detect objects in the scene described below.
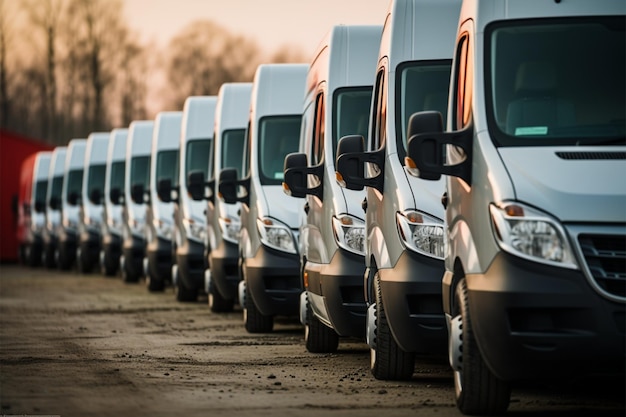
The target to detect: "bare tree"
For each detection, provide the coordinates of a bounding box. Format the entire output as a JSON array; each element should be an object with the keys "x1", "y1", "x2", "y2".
[{"x1": 269, "y1": 44, "x2": 309, "y2": 64}]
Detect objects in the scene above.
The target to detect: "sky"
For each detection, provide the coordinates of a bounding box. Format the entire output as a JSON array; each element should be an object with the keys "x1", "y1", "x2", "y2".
[{"x1": 122, "y1": 0, "x2": 390, "y2": 60}]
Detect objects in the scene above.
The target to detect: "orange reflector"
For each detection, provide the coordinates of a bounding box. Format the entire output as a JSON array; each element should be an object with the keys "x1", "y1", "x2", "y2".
[
  {"x1": 404, "y1": 156, "x2": 417, "y2": 169},
  {"x1": 406, "y1": 212, "x2": 423, "y2": 223},
  {"x1": 504, "y1": 204, "x2": 524, "y2": 217},
  {"x1": 340, "y1": 216, "x2": 353, "y2": 226},
  {"x1": 303, "y1": 271, "x2": 309, "y2": 288},
  {"x1": 262, "y1": 218, "x2": 273, "y2": 226}
]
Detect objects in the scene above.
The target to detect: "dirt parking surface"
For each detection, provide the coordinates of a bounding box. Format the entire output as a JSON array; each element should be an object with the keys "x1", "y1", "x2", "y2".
[{"x1": 0, "y1": 264, "x2": 624, "y2": 417}]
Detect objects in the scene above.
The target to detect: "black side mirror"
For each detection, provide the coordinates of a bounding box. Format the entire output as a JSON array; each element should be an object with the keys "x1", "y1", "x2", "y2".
[
  {"x1": 67, "y1": 191, "x2": 79, "y2": 206},
  {"x1": 110, "y1": 188, "x2": 123, "y2": 205},
  {"x1": 283, "y1": 153, "x2": 323, "y2": 199},
  {"x1": 335, "y1": 135, "x2": 384, "y2": 192},
  {"x1": 406, "y1": 111, "x2": 472, "y2": 185},
  {"x1": 34, "y1": 200, "x2": 45, "y2": 213},
  {"x1": 157, "y1": 178, "x2": 179, "y2": 203},
  {"x1": 131, "y1": 183, "x2": 145, "y2": 204},
  {"x1": 49, "y1": 196, "x2": 60, "y2": 210},
  {"x1": 218, "y1": 168, "x2": 249, "y2": 205},
  {"x1": 89, "y1": 188, "x2": 102, "y2": 205},
  {"x1": 187, "y1": 170, "x2": 206, "y2": 201}
]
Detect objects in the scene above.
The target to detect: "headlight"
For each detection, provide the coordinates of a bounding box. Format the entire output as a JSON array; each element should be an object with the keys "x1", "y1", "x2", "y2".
[
  {"x1": 396, "y1": 210, "x2": 444, "y2": 259},
  {"x1": 156, "y1": 218, "x2": 173, "y2": 240},
  {"x1": 183, "y1": 217, "x2": 206, "y2": 243},
  {"x1": 490, "y1": 202, "x2": 578, "y2": 269},
  {"x1": 332, "y1": 214, "x2": 365, "y2": 255},
  {"x1": 219, "y1": 216, "x2": 240, "y2": 244},
  {"x1": 131, "y1": 218, "x2": 145, "y2": 236},
  {"x1": 256, "y1": 217, "x2": 296, "y2": 254}
]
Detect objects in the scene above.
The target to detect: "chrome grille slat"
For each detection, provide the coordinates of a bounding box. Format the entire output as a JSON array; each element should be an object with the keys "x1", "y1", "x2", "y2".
[{"x1": 578, "y1": 234, "x2": 626, "y2": 298}]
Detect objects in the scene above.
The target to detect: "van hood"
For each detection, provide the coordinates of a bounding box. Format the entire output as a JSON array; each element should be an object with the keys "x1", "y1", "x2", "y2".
[
  {"x1": 499, "y1": 147, "x2": 626, "y2": 223},
  {"x1": 262, "y1": 186, "x2": 300, "y2": 228}
]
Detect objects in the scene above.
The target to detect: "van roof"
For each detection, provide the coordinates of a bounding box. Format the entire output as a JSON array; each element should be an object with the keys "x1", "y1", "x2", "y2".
[
  {"x1": 462, "y1": 0, "x2": 625, "y2": 32},
  {"x1": 34, "y1": 151, "x2": 52, "y2": 181},
  {"x1": 127, "y1": 120, "x2": 154, "y2": 156},
  {"x1": 66, "y1": 139, "x2": 87, "y2": 168},
  {"x1": 381, "y1": 0, "x2": 461, "y2": 67},
  {"x1": 85, "y1": 132, "x2": 110, "y2": 165},
  {"x1": 50, "y1": 147, "x2": 67, "y2": 176},
  {"x1": 153, "y1": 111, "x2": 183, "y2": 151},
  {"x1": 215, "y1": 83, "x2": 252, "y2": 133},
  {"x1": 307, "y1": 25, "x2": 382, "y2": 96},
  {"x1": 181, "y1": 96, "x2": 217, "y2": 142},
  {"x1": 108, "y1": 128, "x2": 128, "y2": 162},
  {"x1": 251, "y1": 64, "x2": 308, "y2": 119}
]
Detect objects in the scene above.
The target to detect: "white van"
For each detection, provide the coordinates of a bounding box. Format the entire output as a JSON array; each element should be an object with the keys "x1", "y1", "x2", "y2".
[
  {"x1": 335, "y1": 0, "x2": 461, "y2": 379},
  {"x1": 282, "y1": 25, "x2": 381, "y2": 352},
  {"x1": 144, "y1": 111, "x2": 182, "y2": 292},
  {"x1": 120, "y1": 121, "x2": 153, "y2": 283},
  {"x1": 188, "y1": 83, "x2": 252, "y2": 312},
  {"x1": 159, "y1": 96, "x2": 216, "y2": 302},
  {"x1": 17, "y1": 151, "x2": 52, "y2": 267},
  {"x1": 100, "y1": 128, "x2": 128, "y2": 276},
  {"x1": 77, "y1": 132, "x2": 109, "y2": 273},
  {"x1": 58, "y1": 138, "x2": 87, "y2": 270},
  {"x1": 406, "y1": 0, "x2": 625, "y2": 414},
  {"x1": 219, "y1": 63, "x2": 308, "y2": 332},
  {"x1": 42, "y1": 146, "x2": 67, "y2": 268}
]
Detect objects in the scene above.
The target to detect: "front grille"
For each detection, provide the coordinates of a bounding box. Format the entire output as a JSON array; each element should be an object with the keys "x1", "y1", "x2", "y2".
[{"x1": 578, "y1": 234, "x2": 626, "y2": 299}]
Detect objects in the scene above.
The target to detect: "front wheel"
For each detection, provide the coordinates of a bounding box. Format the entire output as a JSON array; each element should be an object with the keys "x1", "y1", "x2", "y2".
[
  {"x1": 243, "y1": 283, "x2": 273, "y2": 333},
  {"x1": 208, "y1": 281, "x2": 234, "y2": 312},
  {"x1": 304, "y1": 300, "x2": 339, "y2": 353},
  {"x1": 453, "y1": 278, "x2": 511, "y2": 415},
  {"x1": 370, "y1": 271, "x2": 415, "y2": 380}
]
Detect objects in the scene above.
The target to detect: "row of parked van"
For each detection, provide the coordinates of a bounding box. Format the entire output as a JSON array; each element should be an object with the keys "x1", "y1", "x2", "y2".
[{"x1": 16, "y1": 0, "x2": 625, "y2": 415}]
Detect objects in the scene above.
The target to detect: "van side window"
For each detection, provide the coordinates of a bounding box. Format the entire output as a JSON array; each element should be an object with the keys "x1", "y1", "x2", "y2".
[
  {"x1": 371, "y1": 70, "x2": 387, "y2": 151},
  {"x1": 312, "y1": 93, "x2": 325, "y2": 165},
  {"x1": 453, "y1": 33, "x2": 473, "y2": 130},
  {"x1": 242, "y1": 122, "x2": 251, "y2": 178}
]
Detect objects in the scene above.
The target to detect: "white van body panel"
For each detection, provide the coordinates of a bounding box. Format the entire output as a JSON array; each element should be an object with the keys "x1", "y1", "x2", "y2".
[
  {"x1": 62, "y1": 139, "x2": 87, "y2": 233},
  {"x1": 104, "y1": 129, "x2": 128, "y2": 237},
  {"x1": 46, "y1": 147, "x2": 67, "y2": 236},
  {"x1": 32, "y1": 152, "x2": 52, "y2": 233},
  {"x1": 126, "y1": 121, "x2": 154, "y2": 238},
  {"x1": 82, "y1": 132, "x2": 109, "y2": 232}
]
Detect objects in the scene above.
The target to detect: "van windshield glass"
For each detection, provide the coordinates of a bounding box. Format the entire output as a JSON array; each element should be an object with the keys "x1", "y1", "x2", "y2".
[
  {"x1": 66, "y1": 170, "x2": 83, "y2": 200},
  {"x1": 186, "y1": 139, "x2": 211, "y2": 180},
  {"x1": 131, "y1": 156, "x2": 150, "y2": 189},
  {"x1": 221, "y1": 129, "x2": 245, "y2": 178},
  {"x1": 87, "y1": 164, "x2": 106, "y2": 197},
  {"x1": 258, "y1": 116, "x2": 301, "y2": 185},
  {"x1": 35, "y1": 180, "x2": 47, "y2": 208},
  {"x1": 50, "y1": 176, "x2": 63, "y2": 200},
  {"x1": 333, "y1": 87, "x2": 372, "y2": 161},
  {"x1": 109, "y1": 161, "x2": 125, "y2": 199},
  {"x1": 157, "y1": 150, "x2": 179, "y2": 187},
  {"x1": 487, "y1": 17, "x2": 625, "y2": 146}
]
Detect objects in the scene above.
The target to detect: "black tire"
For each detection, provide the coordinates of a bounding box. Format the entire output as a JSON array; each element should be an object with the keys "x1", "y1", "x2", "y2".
[
  {"x1": 57, "y1": 246, "x2": 73, "y2": 271},
  {"x1": 43, "y1": 245, "x2": 56, "y2": 269},
  {"x1": 243, "y1": 283, "x2": 273, "y2": 333},
  {"x1": 304, "y1": 299, "x2": 339, "y2": 353},
  {"x1": 122, "y1": 258, "x2": 140, "y2": 283},
  {"x1": 28, "y1": 245, "x2": 42, "y2": 268},
  {"x1": 370, "y1": 271, "x2": 415, "y2": 380},
  {"x1": 146, "y1": 271, "x2": 165, "y2": 292},
  {"x1": 77, "y1": 248, "x2": 94, "y2": 274},
  {"x1": 208, "y1": 282, "x2": 234, "y2": 312},
  {"x1": 453, "y1": 278, "x2": 511, "y2": 415},
  {"x1": 175, "y1": 272, "x2": 197, "y2": 302},
  {"x1": 101, "y1": 250, "x2": 118, "y2": 277}
]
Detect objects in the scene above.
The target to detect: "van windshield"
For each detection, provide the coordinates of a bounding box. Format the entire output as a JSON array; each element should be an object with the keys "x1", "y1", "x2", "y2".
[
  {"x1": 487, "y1": 17, "x2": 625, "y2": 146},
  {"x1": 109, "y1": 161, "x2": 125, "y2": 201},
  {"x1": 87, "y1": 164, "x2": 106, "y2": 199},
  {"x1": 221, "y1": 129, "x2": 245, "y2": 179},
  {"x1": 50, "y1": 176, "x2": 63, "y2": 201},
  {"x1": 186, "y1": 139, "x2": 212, "y2": 183},
  {"x1": 333, "y1": 87, "x2": 372, "y2": 161},
  {"x1": 157, "y1": 150, "x2": 179, "y2": 187},
  {"x1": 130, "y1": 156, "x2": 150, "y2": 190},
  {"x1": 258, "y1": 115, "x2": 301, "y2": 185},
  {"x1": 397, "y1": 61, "x2": 452, "y2": 160},
  {"x1": 35, "y1": 180, "x2": 47, "y2": 210},
  {"x1": 66, "y1": 170, "x2": 83, "y2": 201}
]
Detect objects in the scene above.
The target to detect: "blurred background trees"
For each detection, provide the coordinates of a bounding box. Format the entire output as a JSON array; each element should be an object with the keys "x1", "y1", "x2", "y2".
[{"x1": 0, "y1": 0, "x2": 304, "y2": 145}]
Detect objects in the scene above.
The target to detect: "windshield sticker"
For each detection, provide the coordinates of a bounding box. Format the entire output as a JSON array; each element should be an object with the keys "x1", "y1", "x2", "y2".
[{"x1": 515, "y1": 126, "x2": 548, "y2": 136}]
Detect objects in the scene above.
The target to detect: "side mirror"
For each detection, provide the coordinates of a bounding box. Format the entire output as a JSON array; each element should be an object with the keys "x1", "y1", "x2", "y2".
[
  {"x1": 218, "y1": 168, "x2": 249, "y2": 205},
  {"x1": 110, "y1": 188, "x2": 123, "y2": 205},
  {"x1": 157, "y1": 178, "x2": 179, "y2": 203},
  {"x1": 131, "y1": 183, "x2": 144, "y2": 204},
  {"x1": 49, "y1": 196, "x2": 60, "y2": 210},
  {"x1": 187, "y1": 170, "x2": 206, "y2": 201},
  {"x1": 406, "y1": 111, "x2": 472, "y2": 185},
  {"x1": 89, "y1": 188, "x2": 102, "y2": 205},
  {"x1": 335, "y1": 135, "x2": 384, "y2": 192},
  {"x1": 283, "y1": 153, "x2": 323, "y2": 199},
  {"x1": 34, "y1": 200, "x2": 45, "y2": 213},
  {"x1": 67, "y1": 191, "x2": 79, "y2": 206}
]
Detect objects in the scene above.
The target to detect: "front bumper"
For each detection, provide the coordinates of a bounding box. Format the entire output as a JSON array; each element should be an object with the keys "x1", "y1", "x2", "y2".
[
  {"x1": 176, "y1": 239, "x2": 205, "y2": 291},
  {"x1": 209, "y1": 239, "x2": 239, "y2": 301},
  {"x1": 147, "y1": 236, "x2": 173, "y2": 282}
]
